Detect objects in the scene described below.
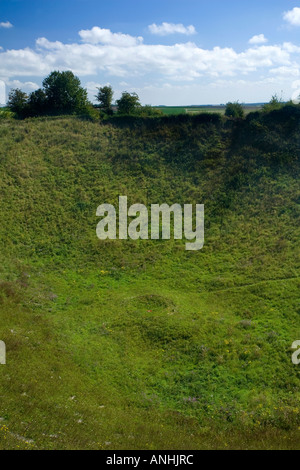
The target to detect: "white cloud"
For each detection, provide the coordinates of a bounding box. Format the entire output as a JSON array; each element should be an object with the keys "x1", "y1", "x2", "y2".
[
  {"x1": 148, "y1": 22, "x2": 196, "y2": 36},
  {"x1": 283, "y1": 7, "x2": 300, "y2": 26},
  {"x1": 6, "y1": 80, "x2": 39, "y2": 95},
  {"x1": 1, "y1": 26, "x2": 300, "y2": 104},
  {"x1": 249, "y1": 34, "x2": 268, "y2": 45},
  {"x1": 0, "y1": 47, "x2": 50, "y2": 78},
  {"x1": 6, "y1": 79, "x2": 39, "y2": 90},
  {"x1": 27, "y1": 39, "x2": 292, "y2": 79},
  {"x1": 78, "y1": 26, "x2": 143, "y2": 46},
  {"x1": 0, "y1": 21, "x2": 13, "y2": 29},
  {"x1": 0, "y1": 36, "x2": 296, "y2": 80}
]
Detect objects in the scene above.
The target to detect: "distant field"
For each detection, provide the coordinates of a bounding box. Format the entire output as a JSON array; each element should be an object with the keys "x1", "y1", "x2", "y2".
[{"x1": 155, "y1": 105, "x2": 263, "y2": 115}]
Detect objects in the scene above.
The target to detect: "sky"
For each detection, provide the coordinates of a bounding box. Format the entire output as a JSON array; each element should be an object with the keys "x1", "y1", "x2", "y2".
[{"x1": 1, "y1": 0, "x2": 300, "y2": 105}]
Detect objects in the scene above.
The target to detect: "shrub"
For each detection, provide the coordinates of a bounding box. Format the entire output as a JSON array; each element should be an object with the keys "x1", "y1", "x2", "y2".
[
  {"x1": 135, "y1": 105, "x2": 163, "y2": 117},
  {"x1": 225, "y1": 102, "x2": 244, "y2": 118},
  {"x1": 0, "y1": 108, "x2": 14, "y2": 120},
  {"x1": 262, "y1": 94, "x2": 284, "y2": 113}
]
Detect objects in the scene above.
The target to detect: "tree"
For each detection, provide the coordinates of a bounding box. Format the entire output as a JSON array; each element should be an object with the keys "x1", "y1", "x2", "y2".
[
  {"x1": 225, "y1": 102, "x2": 244, "y2": 118},
  {"x1": 116, "y1": 92, "x2": 141, "y2": 115},
  {"x1": 7, "y1": 88, "x2": 28, "y2": 117},
  {"x1": 96, "y1": 85, "x2": 114, "y2": 115},
  {"x1": 28, "y1": 88, "x2": 47, "y2": 116},
  {"x1": 42, "y1": 71, "x2": 89, "y2": 114}
]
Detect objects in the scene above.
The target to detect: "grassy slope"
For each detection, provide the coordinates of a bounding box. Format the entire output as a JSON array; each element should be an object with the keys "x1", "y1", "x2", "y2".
[{"x1": 0, "y1": 110, "x2": 299, "y2": 449}]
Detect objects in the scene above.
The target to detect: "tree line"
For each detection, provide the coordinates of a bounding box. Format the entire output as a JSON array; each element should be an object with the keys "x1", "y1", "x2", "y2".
[
  {"x1": 7, "y1": 70, "x2": 162, "y2": 119},
  {"x1": 7, "y1": 70, "x2": 294, "y2": 120}
]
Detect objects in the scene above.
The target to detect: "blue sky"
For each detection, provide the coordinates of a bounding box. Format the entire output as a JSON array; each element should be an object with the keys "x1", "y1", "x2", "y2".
[{"x1": 1, "y1": 0, "x2": 300, "y2": 105}]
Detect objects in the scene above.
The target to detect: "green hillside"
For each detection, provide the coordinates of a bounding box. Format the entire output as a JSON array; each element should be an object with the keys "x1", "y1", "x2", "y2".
[{"x1": 0, "y1": 109, "x2": 299, "y2": 449}]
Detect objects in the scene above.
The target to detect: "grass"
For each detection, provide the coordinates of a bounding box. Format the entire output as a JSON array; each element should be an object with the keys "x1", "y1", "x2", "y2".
[{"x1": 0, "y1": 108, "x2": 299, "y2": 449}]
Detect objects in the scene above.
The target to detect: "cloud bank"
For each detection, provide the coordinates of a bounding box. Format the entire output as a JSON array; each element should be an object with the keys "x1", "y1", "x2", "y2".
[
  {"x1": 1, "y1": 23, "x2": 300, "y2": 104},
  {"x1": 0, "y1": 26, "x2": 299, "y2": 82}
]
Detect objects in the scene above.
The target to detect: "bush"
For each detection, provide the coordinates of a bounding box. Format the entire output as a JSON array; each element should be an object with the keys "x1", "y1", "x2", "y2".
[
  {"x1": 135, "y1": 105, "x2": 163, "y2": 117},
  {"x1": 262, "y1": 94, "x2": 284, "y2": 113},
  {"x1": 78, "y1": 104, "x2": 100, "y2": 121},
  {"x1": 225, "y1": 102, "x2": 244, "y2": 118},
  {"x1": 0, "y1": 108, "x2": 14, "y2": 120}
]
